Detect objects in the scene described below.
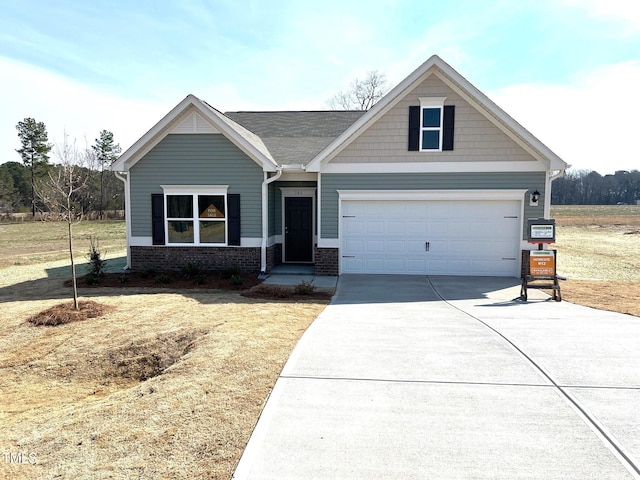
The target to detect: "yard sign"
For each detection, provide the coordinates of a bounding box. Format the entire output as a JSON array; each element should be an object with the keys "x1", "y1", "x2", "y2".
[{"x1": 529, "y1": 250, "x2": 555, "y2": 276}]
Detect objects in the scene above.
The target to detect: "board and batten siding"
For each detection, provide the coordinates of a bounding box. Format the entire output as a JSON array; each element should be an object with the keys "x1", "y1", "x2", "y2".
[
  {"x1": 130, "y1": 134, "x2": 263, "y2": 238},
  {"x1": 320, "y1": 172, "x2": 546, "y2": 239},
  {"x1": 332, "y1": 74, "x2": 537, "y2": 164}
]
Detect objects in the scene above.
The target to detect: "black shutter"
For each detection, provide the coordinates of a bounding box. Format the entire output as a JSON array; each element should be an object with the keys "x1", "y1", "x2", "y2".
[
  {"x1": 408, "y1": 106, "x2": 420, "y2": 151},
  {"x1": 151, "y1": 193, "x2": 165, "y2": 245},
  {"x1": 227, "y1": 194, "x2": 241, "y2": 246},
  {"x1": 442, "y1": 105, "x2": 455, "y2": 151}
]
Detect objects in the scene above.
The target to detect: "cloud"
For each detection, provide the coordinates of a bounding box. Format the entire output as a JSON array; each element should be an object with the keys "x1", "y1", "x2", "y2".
[
  {"x1": 0, "y1": 57, "x2": 173, "y2": 162},
  {"x1": 489, "y1": 61, "x2": 640, "y2": 174},
  {"x1": 560, "y1": 0, "x2": 640, "y2": 36}
]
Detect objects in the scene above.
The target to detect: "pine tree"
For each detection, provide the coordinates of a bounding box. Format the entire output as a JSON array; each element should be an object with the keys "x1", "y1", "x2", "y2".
[
  {"x1": 16, "y1": 118, "x2": 52, "y2": 217},
  {"x1": 92, "y1": 130, "x2": 121, "y2": 219}
]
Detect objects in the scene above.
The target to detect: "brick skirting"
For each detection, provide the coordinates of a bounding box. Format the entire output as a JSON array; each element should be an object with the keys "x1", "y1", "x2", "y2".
[
  {"x1": 314, "y1": 247, "x2": 339, "y2": 276},
  {"x1": 131, "y1": 246, "x2": 262, "y2": 273}
]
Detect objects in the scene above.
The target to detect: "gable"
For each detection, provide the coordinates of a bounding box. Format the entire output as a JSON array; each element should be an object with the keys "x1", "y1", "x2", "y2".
[
  {"x1": 330, "y1": 73, "x2": 538, "y2": 168},
  {"x1": 170, "y1": 111, "x2": 220, "y2": 134},
  {"x1": 306, "y1": 55, "x2": 567, "y2": 173}
]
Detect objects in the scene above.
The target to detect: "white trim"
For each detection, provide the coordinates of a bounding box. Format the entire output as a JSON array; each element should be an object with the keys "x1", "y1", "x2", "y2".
[
  {"x1": 111, "y1": 96, "x2": 278, "y2": 172},
  {"x1": 322, "y1": 161, "x2": 544, "y2": 174},
  {"x1": 419, "y1": 97, "x2": 446, "y2": 152},
  {"x1": 161, "y1": 185, "x2": 229, "y2": 247},
  {"x1": 337, "y1": 189, "x2": 527, "y2": 201},
  {"x1": 280, "y1": 187, "x2": 317, "y2": 263},
  {"x1": 161, "y1": 185, "x2": 229, "y2": 194},
  {"x1": 130, "y1": 236, "x2": 263, "y2": 247},
  {"x1": 305, "y1": 55, "x2": 567, "y2": 172},
  {"x1": 317, "y1": 238, "x2": 339, "y2": 248},
  {"x1": 114, "y1": 171, "x2": 132, "y2": 268}
]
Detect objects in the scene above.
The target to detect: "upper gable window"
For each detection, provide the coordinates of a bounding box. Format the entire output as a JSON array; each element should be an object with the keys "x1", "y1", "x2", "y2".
[
  {"x1": 408, "y1": 99, "x2": 455, "y2": 152},
  {"x1": 420, "y1": 97, "x2": 446, "y2": 151}
]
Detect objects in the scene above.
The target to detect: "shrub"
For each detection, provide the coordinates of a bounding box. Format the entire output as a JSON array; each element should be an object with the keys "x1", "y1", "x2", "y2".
[
  {"x1": 255, "y1": 284, "x2": 290, "y2": 298},
  {"x1": 193, "y1": 273, "x2": 207, "y2": 285},
  {"x1": 86, "y1": 236, "x2": 107, "y2": 278},
  {"x1": 295, "y1": 280, "x2": 315, "y2": 295},
  {"x1": 84, "y1": 273, "x2": 100, "y2": 286},
  {"x1": 154, "y1": 274, "x2": 172, "y2": 284},
  {"x1": 118, "y1": 275, "x2": 129, "y2": 285},
  {"x1": 230, "y1": 273, "x2": 244, "y2": 287},
  {"x1": 139, "y1": 267, "x2": 156, "y2": 279},
  {"x1": 221, "y1": 265, "x2": 241, "y2": 279},
  {"x1": 181, "y1": 262, "x2": 205, "y2": 280}
]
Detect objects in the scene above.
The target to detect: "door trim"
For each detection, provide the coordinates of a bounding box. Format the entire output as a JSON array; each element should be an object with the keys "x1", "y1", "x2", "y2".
[{"x1": 280, "y1": 187, "x2": 316, "y2": 263}]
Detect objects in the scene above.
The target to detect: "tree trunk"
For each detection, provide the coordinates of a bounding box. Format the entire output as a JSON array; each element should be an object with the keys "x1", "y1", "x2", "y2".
[{"x1": 68, "y1": 219, "x2": 79, "y2": 310}]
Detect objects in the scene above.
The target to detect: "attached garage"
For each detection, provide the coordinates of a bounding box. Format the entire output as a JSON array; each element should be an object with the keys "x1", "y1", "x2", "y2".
[{"x1": 339, "y1": 191, "x2": 524, "y2": 277}]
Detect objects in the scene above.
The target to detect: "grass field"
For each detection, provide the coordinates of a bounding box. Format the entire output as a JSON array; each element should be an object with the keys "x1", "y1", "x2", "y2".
[{"x1": 0, "y1": 207, "x2": 639, "y2": 479}]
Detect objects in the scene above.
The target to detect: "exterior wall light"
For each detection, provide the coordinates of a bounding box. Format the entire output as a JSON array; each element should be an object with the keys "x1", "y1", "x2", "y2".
[{"x1": 530, "y1": 190, "x2": 540, "y2": 207}]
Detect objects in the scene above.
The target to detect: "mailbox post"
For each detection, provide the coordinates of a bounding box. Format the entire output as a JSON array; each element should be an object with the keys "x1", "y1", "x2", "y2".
[{"x1": 520, "y1": 218, "x2": 562, "y2": 301}]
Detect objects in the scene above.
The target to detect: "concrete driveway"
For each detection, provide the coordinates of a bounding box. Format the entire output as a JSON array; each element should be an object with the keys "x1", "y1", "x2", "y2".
[{"x1": 233, "y1": 275, "x2": 640, "y2": 479}]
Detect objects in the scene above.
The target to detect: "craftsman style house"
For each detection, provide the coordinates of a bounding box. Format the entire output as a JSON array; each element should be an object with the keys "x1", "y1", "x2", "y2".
[{"x1": 111, "y1": 55, "x2": 567, "y2": 276}]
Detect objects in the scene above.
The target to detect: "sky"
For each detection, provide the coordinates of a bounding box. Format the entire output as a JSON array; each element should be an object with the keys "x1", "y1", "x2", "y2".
[{"x1": 1, "y1": 0, "x2": 639, "y2": 174}]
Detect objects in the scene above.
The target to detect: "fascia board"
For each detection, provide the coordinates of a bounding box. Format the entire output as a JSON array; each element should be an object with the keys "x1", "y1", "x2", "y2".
[
  {"x1": 306, "y1": 55, "x2": 442, "y2": 172},
  {"x1": 432, "y1": 66, "x2": 567, "y2": 171},
  {"x1": 307, "y1": 55, "x2": 567, "y2": 173},
  {"x1": 111, "y1": 95, "x2": 197, "y2": 171},
  {"x1": 111, "y1": 95, "x2": 278, "y2": 172}
]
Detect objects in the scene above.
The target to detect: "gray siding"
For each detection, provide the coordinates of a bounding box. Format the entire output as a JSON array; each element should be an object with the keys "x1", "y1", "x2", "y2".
[
  {"x1": 320, "y1": 172, "x2": 546, "y2": 239},
  {"x1": 130, "y1": 134, "x2": 263, "y2": 237},
  {"x1": 333, "y1": 74, "x2": 537, "y2": 164}
]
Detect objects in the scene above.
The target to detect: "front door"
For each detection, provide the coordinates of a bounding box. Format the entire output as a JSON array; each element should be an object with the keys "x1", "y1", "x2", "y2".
[{"x1": 284, "y1": 197, "x2": 313, "y2": 262}]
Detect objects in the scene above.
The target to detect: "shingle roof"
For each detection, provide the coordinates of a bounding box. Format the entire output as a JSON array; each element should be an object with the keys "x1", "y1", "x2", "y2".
[{"x1": 225, "y1": 111, "x2": 365, "y2": 165}]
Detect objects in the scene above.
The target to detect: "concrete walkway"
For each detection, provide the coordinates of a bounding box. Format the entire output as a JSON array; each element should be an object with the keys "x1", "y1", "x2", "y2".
[{"x1": 233, "y1": 275, "x2": 640, "y2": 479}]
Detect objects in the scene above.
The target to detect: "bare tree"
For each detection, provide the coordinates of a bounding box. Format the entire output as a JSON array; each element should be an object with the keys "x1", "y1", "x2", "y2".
[
  {"x1": 327, "y1": 70, "x2": 388, "y2": 110},
  {"x1": 37, "y1": 134, "x2": 89, "y2": 309}
]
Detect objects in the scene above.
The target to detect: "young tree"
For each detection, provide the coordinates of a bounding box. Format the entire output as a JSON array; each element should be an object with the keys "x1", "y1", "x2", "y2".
[
  {"x1": 327, "y1": 70, "x2": 388, "y2": 110},
  {"x1": 37, "y1": 134, "x2": 89, "y2": 309},
  {"x1": 92, "y1": 130, "x2": 121, "y2": 219},
  {"x1": 16, "y1": 118, "x2": 52, "y2": 217}
]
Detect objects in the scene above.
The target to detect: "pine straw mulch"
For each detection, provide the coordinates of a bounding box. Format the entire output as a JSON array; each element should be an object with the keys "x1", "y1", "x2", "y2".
[{"x1": 27, "y1": 300, "x2": 115, "y2": 326}]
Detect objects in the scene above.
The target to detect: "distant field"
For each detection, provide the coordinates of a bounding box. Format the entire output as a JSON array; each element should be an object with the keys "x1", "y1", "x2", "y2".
[
  {"x1": 551, "y1": 205, "x2": 640, "y2": 281},
  {"x1": 0, "y1": 220, "x2": 126, "y2": 269}
]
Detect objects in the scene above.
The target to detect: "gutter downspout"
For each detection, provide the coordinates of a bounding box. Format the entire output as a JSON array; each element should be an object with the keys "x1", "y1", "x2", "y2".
[
  {"x1": 114, "y1": 170, "x2": 131, "y2": 269},
  {"x1": 545, "y1": 169, "x2": 566, "y2": 219},
  {"x1": 261, "y1": 168, "x2": 283, "y2": 275}
]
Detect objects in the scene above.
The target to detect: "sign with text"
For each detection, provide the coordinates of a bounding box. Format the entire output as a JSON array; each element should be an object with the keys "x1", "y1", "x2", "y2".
[
  {"x1": 527, "y1": 218, "x2": 556, "y2": 243},
  {"x1": 529, "y1": 250, "x2": 555, "y2": 276}
]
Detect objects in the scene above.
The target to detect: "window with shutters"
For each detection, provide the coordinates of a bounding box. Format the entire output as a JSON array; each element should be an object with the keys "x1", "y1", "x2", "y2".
[
  {"x1": 408, "y1": 98, "x2": 454, "y2": 152},
  {"x1": 162, "y1": 186, "x2": 229, "y2": 245}
]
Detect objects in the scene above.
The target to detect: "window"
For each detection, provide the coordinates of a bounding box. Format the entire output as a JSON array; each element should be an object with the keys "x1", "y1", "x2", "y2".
[
  {"x1": 162, "y1": 186, "x2": 228, "y2": 245},
  {"x1": 419, "y1": 97, "x2": 445, "y2": 151},
  {"x1": 408, "y1": 99, "x2": 455, "y2": 152}
]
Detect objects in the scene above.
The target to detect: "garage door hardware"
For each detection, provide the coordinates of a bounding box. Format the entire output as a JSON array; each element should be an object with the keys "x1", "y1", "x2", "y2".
[{"x1": 425, "y1": 242, "x2": 430, "y2": 251}]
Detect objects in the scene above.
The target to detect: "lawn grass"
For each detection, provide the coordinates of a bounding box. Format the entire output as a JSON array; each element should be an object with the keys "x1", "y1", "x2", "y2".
[
  {"x1": 551, "y1": 205, "x2": 640, "y2": 316},
  {"x1": 1, "y1": 208, "x2": 639, "y2": 478}
]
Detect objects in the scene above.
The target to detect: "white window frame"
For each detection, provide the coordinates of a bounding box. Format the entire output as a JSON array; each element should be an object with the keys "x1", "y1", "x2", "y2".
[
  {"x1": 161, "y1": 185, "x2": 229, "y2": 246},
  {"x1": 419, "y1": 97, "x2": 446, "y2": 152}
]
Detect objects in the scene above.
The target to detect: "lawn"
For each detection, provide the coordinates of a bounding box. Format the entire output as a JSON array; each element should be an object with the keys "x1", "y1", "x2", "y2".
[
  {"x1": 0, "y1": 220, "x2": 329, "y2": 479},
  {"x1": 551, "y1": 205, "x2": 640, "y2": 316},
  {"x1": 1, "y1": 209, "x2": 639, "y2": 479}
]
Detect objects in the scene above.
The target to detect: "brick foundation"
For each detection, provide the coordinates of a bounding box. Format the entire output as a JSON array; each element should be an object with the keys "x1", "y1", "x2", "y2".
[
  {"x1": 266, "y1": 243, "x2": 282, "y2": 272},
  {"x1": 131, "y1": 246, "x2": 261, "y2": 273},
  {"x1": 314, "y1": 247, "x2": 339, "y2": 276}
]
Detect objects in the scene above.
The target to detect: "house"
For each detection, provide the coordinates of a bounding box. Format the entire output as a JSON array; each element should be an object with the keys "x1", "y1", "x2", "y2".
[{"x1": 111, "y1": 55, "x2": 568, "y2": 277}]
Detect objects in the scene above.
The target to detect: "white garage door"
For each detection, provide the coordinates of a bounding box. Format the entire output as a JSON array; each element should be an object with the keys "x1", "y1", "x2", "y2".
[{"x1": 341, "y1": 200, "x2": 521, "y2": 276}]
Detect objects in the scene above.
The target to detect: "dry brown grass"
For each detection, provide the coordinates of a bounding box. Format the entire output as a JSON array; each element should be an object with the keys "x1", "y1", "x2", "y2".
[
  {"x1": 0, "y1": 275, "x2": 328, "y2": 479},
  {"x1": 551, "y1": 205, "x2": 640, "y2": 316}
]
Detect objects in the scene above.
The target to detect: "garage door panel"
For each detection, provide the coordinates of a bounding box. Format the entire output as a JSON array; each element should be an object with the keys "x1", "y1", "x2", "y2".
[{"x1": 341, "y1": 199, "x2": 520, "y2": 276}]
